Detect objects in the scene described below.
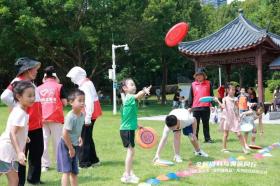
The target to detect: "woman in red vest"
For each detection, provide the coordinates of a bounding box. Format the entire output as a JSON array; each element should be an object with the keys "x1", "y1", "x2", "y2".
[
  {"x1": 66, "y1": 66, "x2": 102, "y2": 168},
  {"x1": 188, "y1": 68, "x2": 214, "y2": 143},
  {"x1": 38, "y1": 66, "x2": 67, "y2": 172},
  {"x1": 0, "y1": 57, "x2": 44, "y2": 185}
]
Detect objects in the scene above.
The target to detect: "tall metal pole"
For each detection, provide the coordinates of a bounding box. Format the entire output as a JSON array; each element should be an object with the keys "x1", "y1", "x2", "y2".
[
  {"x1": 112, "y1": 45, "x2": 117, "y2": 115},
  {"x1": 111, "y1": 44, "x2": 128, "y2": 115}
]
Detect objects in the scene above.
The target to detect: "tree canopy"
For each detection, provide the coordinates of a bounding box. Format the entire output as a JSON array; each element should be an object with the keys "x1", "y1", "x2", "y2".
[{"x1": 1, "y1": 0, "x2": 280, "y2": 95}]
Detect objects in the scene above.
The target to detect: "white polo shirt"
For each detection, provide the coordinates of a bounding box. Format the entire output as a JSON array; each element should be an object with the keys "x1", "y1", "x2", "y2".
[
  {"x1": 161, "y1": 109, "x2": 194, "y2": 138},
  {"x1": 169, "y1": 109, "x2": 194, "y2": 129}
]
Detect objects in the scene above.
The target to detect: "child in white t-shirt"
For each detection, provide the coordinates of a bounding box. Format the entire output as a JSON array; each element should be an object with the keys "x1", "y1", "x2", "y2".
[
  {"x1": 0, "y1": 81, "x2": 35, "y2": 186},
  {"x1": 240, "y1": 105, "x2": 264, "y2": 147},
  {"x1": 153, "y1": 109, "x2": 208, "y2": 163}
]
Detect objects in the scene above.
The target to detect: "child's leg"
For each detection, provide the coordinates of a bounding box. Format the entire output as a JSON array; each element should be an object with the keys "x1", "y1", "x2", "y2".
[
  {"x1": 183, "y1": 121, "x2": 208, "y2": 157},
  {"x1": 6, "y1": 170, "x2": 19, "y2": 186},
  {"x1": 69, "y1": 173, "x2": 78, "y2": 186},
  {"x1": 173, "y1": 131, "x2": 181, "y2": 156},
  {"x1": 42, "y1": 123, "x2": 51, "y2": 169},
  {"x1": 190, "y1": 119, "x2": 200, "y2": 151},
  {"x1": 125, "y1": 146, "x2": 135, "y2": 176},
  {"x1": 192, "y1": 111, "x2": 201, "y2": 139},
  {"x1": 235, "y1": 132, "x2": 246, "y2": 148},
  {"x1": 244, "y1": 132, "x2": 249, "y2": 145},
  {"x1": 251, "y1": 129, "x2": 257, "y2": 145},
  {"x1": 61, "y1": 173, "x2": 70, "y2": 186},
  {"x1": 189, "y1": 134, "x2": 200, "y2": 151},
  {"x1": 223, "y1": 131, "x2": 229, "y2": 149}
]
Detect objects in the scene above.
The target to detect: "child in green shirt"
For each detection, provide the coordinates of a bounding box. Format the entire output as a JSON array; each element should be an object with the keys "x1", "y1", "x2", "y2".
[{"x1": 119, "y1": 78, "x2": 151, "y2": 184}]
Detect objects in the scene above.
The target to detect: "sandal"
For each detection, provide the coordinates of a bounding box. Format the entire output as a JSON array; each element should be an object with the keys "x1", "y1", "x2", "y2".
[{"x1": 221, "y1": 149, "x2": 230, "y2": 153}]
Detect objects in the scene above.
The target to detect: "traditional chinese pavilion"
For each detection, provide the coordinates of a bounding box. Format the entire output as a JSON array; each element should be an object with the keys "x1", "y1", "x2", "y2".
[{"x1": 179, "y1": 11, "x2": 280, "y2": 103}]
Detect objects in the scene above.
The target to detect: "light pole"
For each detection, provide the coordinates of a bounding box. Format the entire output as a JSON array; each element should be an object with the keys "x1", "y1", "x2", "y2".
[{"x1": 112, "y1": 44, "x2": 129, "y2": 115}]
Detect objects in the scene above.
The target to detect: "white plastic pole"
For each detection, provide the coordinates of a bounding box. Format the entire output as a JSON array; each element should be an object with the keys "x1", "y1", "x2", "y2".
[{"x1": 112, "y1": 45, "x2": 117, "y2": 115}]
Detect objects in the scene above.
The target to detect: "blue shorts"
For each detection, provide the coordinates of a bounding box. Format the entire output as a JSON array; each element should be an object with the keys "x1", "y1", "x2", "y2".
[
  {"x1": 0, "y1": 160, "x2": 18, "y2": 173},
  {"x1": 182, "y1": 125, "x2": 193, "y2": 136},
  {"x1": 57, "y1": 138, "x2": 79, "y2": 175}
]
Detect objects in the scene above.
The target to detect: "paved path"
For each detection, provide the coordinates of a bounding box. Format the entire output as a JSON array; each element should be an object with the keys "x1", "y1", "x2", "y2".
[{"x1": 139, "y1": 113, "x2": 280, "y2": 125}]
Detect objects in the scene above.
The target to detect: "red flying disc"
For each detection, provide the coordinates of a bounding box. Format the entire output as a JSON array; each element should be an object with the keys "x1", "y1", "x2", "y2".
[
  {"x1": 249, "y1": 145, "x2": 263, "y2": 150},
  {"x1": 136, "y1": 127, "x2": 158, "y2": 149},
  {"x1": 165, "y1": 22, "x2": 189, "y2": 47}
]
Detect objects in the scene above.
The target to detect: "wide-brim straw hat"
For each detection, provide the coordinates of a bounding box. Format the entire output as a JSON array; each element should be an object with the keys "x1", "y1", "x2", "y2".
[{"x1": 15, "y1": 57, "x2": 41, "y2": 76}]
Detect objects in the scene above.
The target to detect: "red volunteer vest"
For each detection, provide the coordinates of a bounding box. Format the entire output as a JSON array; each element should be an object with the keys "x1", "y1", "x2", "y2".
[
  {"x1": 38, "y1": 79, "x2": 64, "y2": 124},
  {"x1": 8, "y1": 76, "x2": 42, "y2": 131},
  {"x1": 81, "y1": 79, "x2": 102, "y2": 120},
  {"x1": 192, "y1": 80, "x2": 211, "y2": 108},
  {"x1": 92, "y1": 101, "x2": 102, "y2": 119}
]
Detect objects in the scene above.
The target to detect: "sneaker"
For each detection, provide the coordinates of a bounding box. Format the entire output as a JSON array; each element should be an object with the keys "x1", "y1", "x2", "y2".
[
  {"x1": 120, "y1": 175, "x2": 139, "y2": 184},
  {"x1": 195, "y1": 149, "x2": 209, "y2": 157},
  {"x1": 130, "y1": 173, "x2": 140, "y2": 182},
  {"x1": 173, "y1": 155, "x2": 183, "y2": 163},
  {"x1": 120, "y1": 176, "x2": 129, "y2": 183},
  {"x1": 41, "y1": 167, "x2": 49, "y2": 172},
  {"x1": 92, "y1": 162, "x2": 101, "y2": 167},
  {"x1": 204, "y1": 139, "x2": 214, "y2": 143},
  {"x1": 129, "y1": 175, "x2": 140, "y2": 184}
]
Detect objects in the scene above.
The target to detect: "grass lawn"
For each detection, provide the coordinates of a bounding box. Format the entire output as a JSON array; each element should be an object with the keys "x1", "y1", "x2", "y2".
[{"x1": 0, "y1": 103, "x2": 280, "y2": 186}]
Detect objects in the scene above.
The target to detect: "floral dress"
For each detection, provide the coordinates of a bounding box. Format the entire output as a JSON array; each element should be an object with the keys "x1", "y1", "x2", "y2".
[{"x1": 220, "y1": 96, "x2": 240, "y2": 132}]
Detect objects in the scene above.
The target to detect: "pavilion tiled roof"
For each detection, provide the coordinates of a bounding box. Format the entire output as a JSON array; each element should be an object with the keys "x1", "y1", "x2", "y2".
[{"x1": 178, "y1": 13, "x2": 280, "y2": 56}]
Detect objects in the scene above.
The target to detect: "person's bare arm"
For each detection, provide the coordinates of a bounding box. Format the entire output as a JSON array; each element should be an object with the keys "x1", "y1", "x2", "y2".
[
  {"x1": 214, "y1": 97, "x2": 224, "y2": 109},
  {"x1": 134, "y1": 85, "x2": 152, "y2": 100},
  {"x1": 78, "y1": 136, "x2": 83, "y2": 147},
  {"x1": 62, "y1": 129, "x2": 75, "y2": 158},
  {"x1": 154, "y1": 125, "x2": 170, "y2": 160},
  {"x1": 192, "y1": 118, "x2": 197, "y2": 138},
  {"x1": 10, "y1": 126, "x2": 26, "y2": 165},
  {"x1": 258, "y1": 115, "x2": 264, "y2": 135}
]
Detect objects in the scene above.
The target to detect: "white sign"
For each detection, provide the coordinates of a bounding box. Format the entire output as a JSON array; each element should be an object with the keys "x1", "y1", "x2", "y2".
[{"x1": 108, "y1": 69, "x2": 113, "y2": 80}]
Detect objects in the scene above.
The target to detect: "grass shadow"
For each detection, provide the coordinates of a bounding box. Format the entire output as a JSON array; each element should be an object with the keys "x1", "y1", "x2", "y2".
[
  {"x1": 100, "y1": 160, "x2": 124, "y2": 167},
  {"x1": 79, "y1": 175, "x2": 111, "y2": 183},
  {"x1": 189, "y1": 156, "x2": 216, "y2": 163},
  {"x1": 211, "y1": 138, "x2": 237, "y2": 143}
]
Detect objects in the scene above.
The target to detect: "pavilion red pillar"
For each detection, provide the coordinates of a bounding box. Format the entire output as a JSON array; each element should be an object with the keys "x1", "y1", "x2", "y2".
[{"x1": 256, "y1": 47, "x2": 264, "y2": 103}]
